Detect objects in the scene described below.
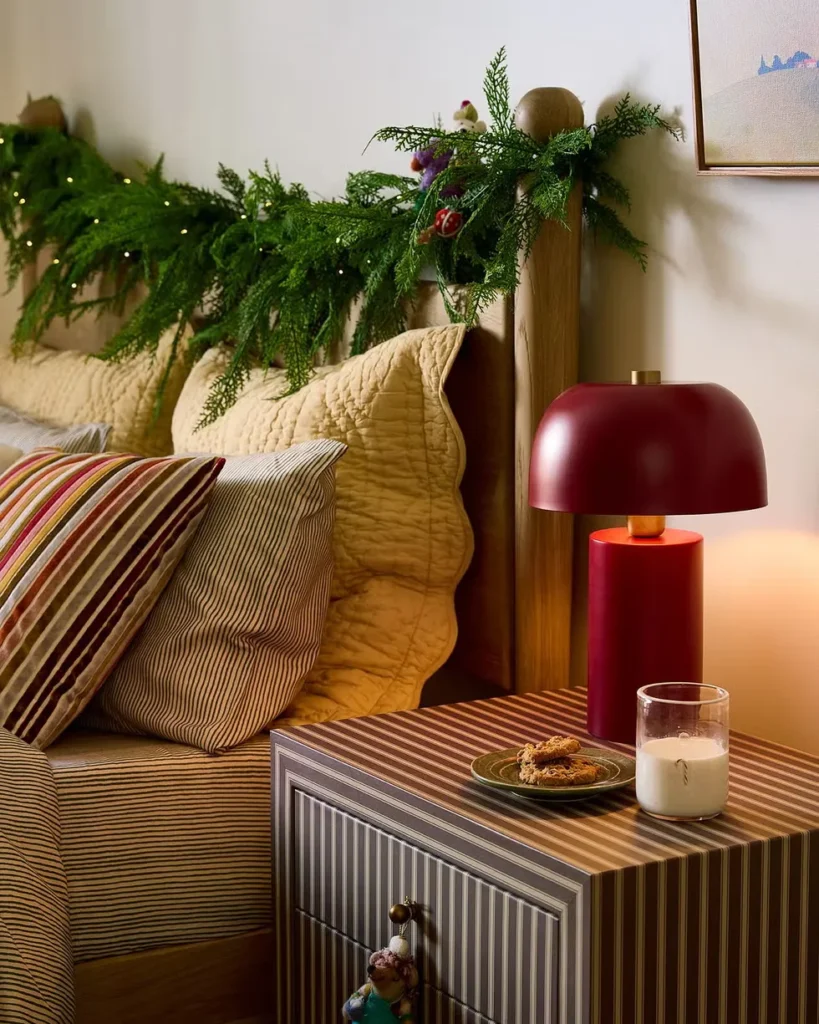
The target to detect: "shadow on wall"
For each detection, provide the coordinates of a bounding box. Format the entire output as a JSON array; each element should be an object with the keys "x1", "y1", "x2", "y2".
[
  {"x1": 580, "y1": 90, "x2": 742, "y2": 384},
  {"x1": 572, "y1": 92, "x2": 723, "y2": 687},
  {"x1": 705, "y1": 529, "x2": 819, "y2": 755}
]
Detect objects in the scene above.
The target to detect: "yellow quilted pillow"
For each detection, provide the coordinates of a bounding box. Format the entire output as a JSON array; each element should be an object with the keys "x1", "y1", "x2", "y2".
[
  {"x1": 172, "y1": 326, "x2": 473, "y2": 725},
  {"x1": 0, "y1": 331, "x2": 189, "y2": 457}
]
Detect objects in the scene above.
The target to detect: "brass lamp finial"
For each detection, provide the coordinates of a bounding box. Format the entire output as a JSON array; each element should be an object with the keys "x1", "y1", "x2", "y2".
[{"x1": 631, "y1": 369, "x2": 661, "y2": 385}]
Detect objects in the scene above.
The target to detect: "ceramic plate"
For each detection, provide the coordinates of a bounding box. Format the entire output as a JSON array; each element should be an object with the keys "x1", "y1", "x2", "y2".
[{"x1": 470, "y1": 746, "x2": 636, "y2": 801}]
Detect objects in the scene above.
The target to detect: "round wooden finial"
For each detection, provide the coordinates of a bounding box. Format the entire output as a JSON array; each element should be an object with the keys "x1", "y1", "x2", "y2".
[
  {"x1": 514, "y1": 88, "x2": 584, "y2": 142},
  {"x1": 18, "y1": 96, "x2": 68, "y2": 133}
]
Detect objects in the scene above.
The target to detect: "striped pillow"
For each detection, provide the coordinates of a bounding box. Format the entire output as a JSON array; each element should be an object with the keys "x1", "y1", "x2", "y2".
[
  {"x1": 85, "y1": 439, "x2": 346, "y2": 752},
  {"x1": 0, "y1": 449, "x2": 224, "y2": 748},
  {"x1": 0, "y1": 403, "x2": 111, "y2": 454}
]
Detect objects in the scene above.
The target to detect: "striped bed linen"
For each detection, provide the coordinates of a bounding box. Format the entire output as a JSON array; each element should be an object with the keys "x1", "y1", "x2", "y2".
[
  {"x1": 46, "y1": 728, "x2": 271, "y2": 962},
  {"x1": 0, "y1": 727, "x2": 74, "y2": 1024}
]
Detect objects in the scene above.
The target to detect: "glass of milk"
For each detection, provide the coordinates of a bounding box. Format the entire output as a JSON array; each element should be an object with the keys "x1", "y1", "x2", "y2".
[{"x1": 635, "y1": 683, "x2": 729, "y2": 821}]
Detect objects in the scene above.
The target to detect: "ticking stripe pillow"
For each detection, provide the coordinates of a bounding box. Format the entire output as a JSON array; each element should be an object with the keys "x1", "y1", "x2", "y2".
[
  {"x1": 85, "y1": 439, "x2": 346, "y2": 752},
  {"x1": 0, "y1": 449, "x2": 224, "y2": 748},
  {"x1": 0, "y1": 403, "x2": 111, "y2": 454}
]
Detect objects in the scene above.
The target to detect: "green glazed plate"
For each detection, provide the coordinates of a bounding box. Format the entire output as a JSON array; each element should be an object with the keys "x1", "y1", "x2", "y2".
[{"x1": 470, "y1": 746, "x2": 636, "y2": 802}]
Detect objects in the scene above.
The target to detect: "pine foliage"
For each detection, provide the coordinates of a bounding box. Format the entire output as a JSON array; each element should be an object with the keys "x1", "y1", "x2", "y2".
[{"x1": 0, "y1": 52, "x2": 679, "y2": 423}]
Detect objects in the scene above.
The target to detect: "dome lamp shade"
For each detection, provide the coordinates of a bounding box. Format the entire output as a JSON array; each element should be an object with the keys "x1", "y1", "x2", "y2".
[{"x1": 529, "y1": 381, "x2": 767, "y2": 517}]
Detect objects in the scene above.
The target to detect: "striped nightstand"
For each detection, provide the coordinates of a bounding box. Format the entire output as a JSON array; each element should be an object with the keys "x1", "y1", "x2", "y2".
[{"x1": 271, "y1": 688, "x2": 819, "y2": 1023}]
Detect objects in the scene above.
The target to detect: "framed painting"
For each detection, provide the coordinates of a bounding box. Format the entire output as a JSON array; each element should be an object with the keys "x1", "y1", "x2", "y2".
[{"x1": 690, "y1": 0, "x2": 819, "y2": 175}]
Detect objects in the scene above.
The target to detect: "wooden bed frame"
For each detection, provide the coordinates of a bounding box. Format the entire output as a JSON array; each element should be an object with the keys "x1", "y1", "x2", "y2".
[{"x1": 21, "y1": 85, "x2": 583, "y2": 1024}]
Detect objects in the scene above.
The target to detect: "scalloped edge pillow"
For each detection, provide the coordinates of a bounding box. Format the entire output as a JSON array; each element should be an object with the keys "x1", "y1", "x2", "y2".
[
  {"x1": 0, "y1": 330, "x2": 190, "y2": 456},
  {"x1": 172, "y1": 325, "x2": 473, "y2": 726}
]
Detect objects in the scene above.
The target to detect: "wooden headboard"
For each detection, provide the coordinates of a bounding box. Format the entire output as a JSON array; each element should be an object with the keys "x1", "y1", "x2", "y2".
[
  {"x1": 19, "y1": 87, "x2": 583, "y2": 701},
  {"x1": 415, "y1": 89, "x2": 583, "y2": 699}
]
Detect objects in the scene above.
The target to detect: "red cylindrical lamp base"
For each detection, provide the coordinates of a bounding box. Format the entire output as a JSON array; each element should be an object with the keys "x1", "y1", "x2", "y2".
[{"x1": 587, "y1": 528, "x2": 703, "y2": 743}]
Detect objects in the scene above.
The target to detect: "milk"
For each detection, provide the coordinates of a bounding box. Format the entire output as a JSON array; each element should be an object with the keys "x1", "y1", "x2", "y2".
[{"x1": 636, "y1": 735, "x2": 729, "y2": 819}]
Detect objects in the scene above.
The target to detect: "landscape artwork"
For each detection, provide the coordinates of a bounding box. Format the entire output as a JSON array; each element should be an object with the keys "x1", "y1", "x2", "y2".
[{"x1": 691, "y1": 0, "x2": 819, "y2": 172}]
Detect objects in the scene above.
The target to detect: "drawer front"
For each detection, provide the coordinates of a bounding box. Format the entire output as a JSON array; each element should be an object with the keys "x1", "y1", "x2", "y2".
[
  {"x1": 295, "y1": 910, "x2": 500, "y2": 1024},
  {"x1": 293, "y1": 791, "x2": 559, "y2": 1023},
  {"x1": 421, "y1": 985, "x2": 499, "y2": 1024},
  {"x1": 294, "y1": 909, "x2": 365, "y2": 1024}
]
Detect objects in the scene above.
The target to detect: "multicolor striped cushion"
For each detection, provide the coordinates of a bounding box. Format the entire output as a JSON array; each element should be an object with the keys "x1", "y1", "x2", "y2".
[
  {"x1": 85, "y1": 439, "x2": 345, "y2": 752},
  {"x1": 0, "y1": 449, "x2": 224, "y2": 748}
]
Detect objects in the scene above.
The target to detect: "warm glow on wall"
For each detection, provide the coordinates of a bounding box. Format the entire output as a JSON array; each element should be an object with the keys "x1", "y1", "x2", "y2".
[{"x1": 704, "y1": 530, "x2": 819, "y2": 754}]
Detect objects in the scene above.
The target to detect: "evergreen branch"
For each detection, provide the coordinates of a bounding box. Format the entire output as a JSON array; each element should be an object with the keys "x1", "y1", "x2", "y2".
[
  {"x1": 0, "y1": 54, "x2": 678, "y2": 424},
  {"x1": 483, "y1": 46, "x2": 513, "y2": 133}
]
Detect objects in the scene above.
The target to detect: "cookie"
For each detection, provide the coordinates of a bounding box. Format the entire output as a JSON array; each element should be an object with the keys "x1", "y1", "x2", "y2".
[
  {"x1": 517, "y1": 736, "x2": 581, "y2": 766},
  {"x1": 518, "y1": 756, "x2": 603, "y2": 787}
]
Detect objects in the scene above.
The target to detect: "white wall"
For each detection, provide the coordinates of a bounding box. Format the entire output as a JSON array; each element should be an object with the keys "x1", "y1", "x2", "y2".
[{"x1": 2, "y1": 0, "x2": 818, "y2": 748}]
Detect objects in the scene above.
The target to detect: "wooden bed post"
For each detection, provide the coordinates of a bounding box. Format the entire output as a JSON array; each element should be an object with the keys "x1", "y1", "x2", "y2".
[{"x1": 513, "y1": 88, "x2": 583, "y2": 693}]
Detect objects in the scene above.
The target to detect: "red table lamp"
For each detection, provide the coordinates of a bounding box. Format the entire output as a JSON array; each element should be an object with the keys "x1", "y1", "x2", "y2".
[{"x1": 529, "y1": 370, "x2": 767, "y2": 743}]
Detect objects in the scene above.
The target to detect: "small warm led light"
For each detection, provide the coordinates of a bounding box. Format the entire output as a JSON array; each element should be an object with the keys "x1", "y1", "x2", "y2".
[
  {"x1": 259, "y1": 247, "x2": 263, "y2": 252},
  {"x1": 0, "y1": 138, "x2": 5, "y2": 144},
  {"x1": 338, "y1": 268, "x2": 344, "y2": 275},
  {"x1": 264, "y1": 202, "x2": 272, "y2": 208},
  {"x1": 71, "y1": 282, "x2": 78, "y2": 289},
  {"x1": 240, "y1": 214, "x2": 247, "y2": 220},
  {"x1": 52, "y1": 258, "x2": 60, "y2": 265},
  {"x1": 180, "y1": 228, "x2": 188, "y2": 235},
  {"x1": 18, "y1": 198, "x2": 25, "y2": 205},
  {"x1": 336, "y1": 236, "x2": 341, "y2": 244},
  {"x1": 66, "y1": 176, "x2": 74, "y2": 183},
  {"x1": 93, "y1": 218, "x2": 100, "y2": 224},
  {"x1": 123, "y1": 177, "x2": 132, "y2": 185},
  {"x1": 26, "y1": 240, "x2": 32, "y2": 247},
  {"x1": 164, "y1": 200, "x2": 170, "y2": 206},
  {"x1": 12, "y1": 191, "x2": 18, "y2": 197},
  {"x1": 124, "y1": 251, "x2": 130, "y2": 257}
]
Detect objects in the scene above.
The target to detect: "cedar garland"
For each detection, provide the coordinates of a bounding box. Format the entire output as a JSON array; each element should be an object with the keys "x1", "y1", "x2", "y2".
[{"x1": 0, "y1": 50, "x2": 679, "y2": 424}]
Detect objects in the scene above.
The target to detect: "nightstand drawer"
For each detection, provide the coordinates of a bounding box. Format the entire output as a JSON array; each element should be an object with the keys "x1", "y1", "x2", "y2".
[
  {"x1": 295, "y1": 910, "x2": 502, "y2": 1024},
  {"x1": 292, "y1": 791, "x2": 559, "y2": 1022}
]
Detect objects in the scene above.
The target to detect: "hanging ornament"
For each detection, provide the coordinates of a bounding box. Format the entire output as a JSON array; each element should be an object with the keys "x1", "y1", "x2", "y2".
[
  {"x1": 434, "y1": 207, "x2": 463, "y2": 239},
  {"x1": 410, "y1": 143, "x2": 453, "y2": 191},
  {"x1": 342, "y1": 900, "x2": 418, "y2": 1023},
  {"x1": 452, "y1": 99, "x2": 488, "y2": 134}
]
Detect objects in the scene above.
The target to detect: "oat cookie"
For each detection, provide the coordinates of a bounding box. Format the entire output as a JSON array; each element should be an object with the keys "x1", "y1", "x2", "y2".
[
  {"x1": 516, "y1": 736, "x2": 581, "y2": 766},
  {"x1": 518, "y1": 756, "x2": 603, "y2": 787}
]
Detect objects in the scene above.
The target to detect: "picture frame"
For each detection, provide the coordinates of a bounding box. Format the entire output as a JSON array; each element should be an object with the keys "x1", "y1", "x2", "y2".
[{"x1": 690, "y1": 0, "x2": 819, "y2": 176}]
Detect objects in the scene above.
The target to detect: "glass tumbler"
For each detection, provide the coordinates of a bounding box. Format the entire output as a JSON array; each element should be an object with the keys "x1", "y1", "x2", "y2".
[{"x1": 635, "y1": 683, "x2": 730, "y2": 821}]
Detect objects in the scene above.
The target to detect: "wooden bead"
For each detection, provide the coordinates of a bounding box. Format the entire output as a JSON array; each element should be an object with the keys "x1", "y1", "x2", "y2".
[{"x1": 388, "y1": 903, "x2": 411, "y2": 925}]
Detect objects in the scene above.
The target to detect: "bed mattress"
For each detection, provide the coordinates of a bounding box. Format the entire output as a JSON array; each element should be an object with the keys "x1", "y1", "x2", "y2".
[{"x1": 46, "y1": 729, "x2": 271, "y2": 962}]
